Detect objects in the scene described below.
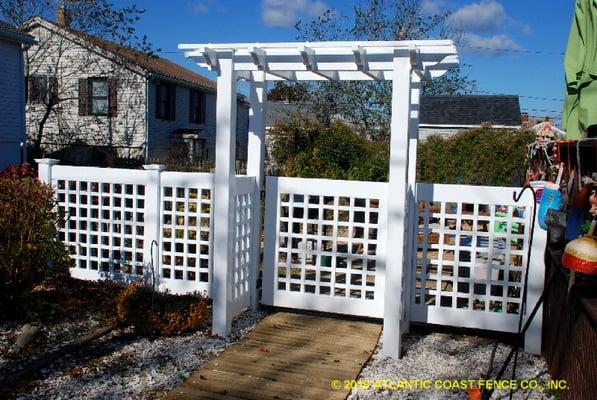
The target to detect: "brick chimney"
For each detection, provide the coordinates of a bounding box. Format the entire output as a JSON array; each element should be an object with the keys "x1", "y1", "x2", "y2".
[{"x1": 55, "y1": 4, "x2": 71, "y2": 28}]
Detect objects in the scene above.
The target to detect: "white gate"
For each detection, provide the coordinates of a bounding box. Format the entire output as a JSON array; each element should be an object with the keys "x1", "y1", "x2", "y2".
[
  {"x1": 409, "y1": 184, "x2": 538, "y2": 332},
  {"x1": 262, "y1": 176, "x2": 388, "y2": 318}
]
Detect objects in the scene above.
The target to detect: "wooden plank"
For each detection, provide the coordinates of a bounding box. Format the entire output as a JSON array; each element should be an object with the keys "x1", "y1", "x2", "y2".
[
  {"x1": 209, "y1": 349, "x2": 361, "y2": 378},
  {"x1": 163, "y1": 386, "x2": 246, "y2": 400},
  {"x1": 183, "y1": 369, "x2": 342, "y2": 400},
  {"x1": 162, "y1": 312, "x2": 381, "y2": 400}
]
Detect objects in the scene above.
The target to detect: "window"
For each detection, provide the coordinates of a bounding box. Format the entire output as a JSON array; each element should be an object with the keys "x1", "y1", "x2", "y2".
[
  {"x1": 28, "y1": 76, "x2": 47, "y2": 103},
  {"x1": 27, "y1": 76, "x2": 57, "y2": 104},
  {"x1": 156, "y1": 82, "x2": 176, "y2": 120},
  {"x1": 189, "y1": 89, "x2": 206, "y2": 124},
  {"x1": 88, "y1": 79, "x2": 109, "y2": 115},
  {"x1": 78, "y1": 78, "x2": 117, "y2": 117}
]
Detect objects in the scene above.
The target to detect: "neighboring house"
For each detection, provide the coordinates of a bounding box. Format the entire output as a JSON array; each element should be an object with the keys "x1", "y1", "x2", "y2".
[
  {"x1": 24, "y1": 14, "x2": 248, "y2": 166},
  {"x1": 0, "y1": 21, "x2": 35, "y2": 169},
  {"x1": 419, "y1": 95, "x2": 522, "y2": 140}
]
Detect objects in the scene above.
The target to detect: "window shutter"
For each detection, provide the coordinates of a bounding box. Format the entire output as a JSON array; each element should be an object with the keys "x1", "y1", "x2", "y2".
[
  {"x1": 170, "y1": 86, "x2": 176, "y2": 120},
  {"x1": 78, "y1": 78, "x2": 88, "y2": 116},
  {"x1": 189, "y1": 90, "x2": 194, "y2": 123},
  {"x1": 49, "y1": 77, "x2": 58, "y2": 105},
  {"x1": 108, "y1": 78, "x2": 118, "y2": 117},
  {"x1": 200, "y1": 92, "x2": 206, "y2": 123}
]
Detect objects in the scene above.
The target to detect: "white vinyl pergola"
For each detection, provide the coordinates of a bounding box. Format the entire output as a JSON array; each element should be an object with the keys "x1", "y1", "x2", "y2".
[{"x1": 179, "y1": 40, "x2": 459, "y2": 359}]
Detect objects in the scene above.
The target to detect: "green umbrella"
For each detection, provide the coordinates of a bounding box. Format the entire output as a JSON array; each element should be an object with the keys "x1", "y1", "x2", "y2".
[{"x1": 563, "y1": 0, "x2": 597, "y2": 139}]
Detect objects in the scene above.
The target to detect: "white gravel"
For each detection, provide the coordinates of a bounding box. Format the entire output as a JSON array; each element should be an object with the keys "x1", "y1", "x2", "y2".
[
  {"x1": 348, "y1": 331, "x2": 555, "y2": 400},
  {"x1": 8, "y1": 309, "x2": 266, "y2": 400}
]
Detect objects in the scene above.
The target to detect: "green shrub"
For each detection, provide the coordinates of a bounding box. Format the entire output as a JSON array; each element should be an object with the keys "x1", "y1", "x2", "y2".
[
  {"x1": 116, "y1": 284, "x2": 210, "y2": 336},
  {"x1": 270, "y1": 118, "x2": 388, "y2": 181},
  {"x1": 417, "y1": 127, "x2": 534, "y2": 186},
  {"x1": 0, "y1": 165, "x2": 71, "y2": 318},
  {"x1": 271, "y1": 118, "x2": 533, "y2": 187}
]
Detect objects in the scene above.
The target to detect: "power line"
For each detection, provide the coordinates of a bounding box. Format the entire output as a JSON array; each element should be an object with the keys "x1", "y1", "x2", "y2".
[
  {"x1": 475, "y1": 90, "x2": 564, "y2": 103},
  {"x1": 459, "y1": 45, "x2": 564, "y2": 56},
  {"x1": 522, "y1": 108, "x2": 563, "y2": 115}
]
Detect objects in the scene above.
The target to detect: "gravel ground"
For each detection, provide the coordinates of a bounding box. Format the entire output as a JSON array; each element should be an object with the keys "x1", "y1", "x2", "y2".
[
  {"x1": 1, "y1": 317, "x2": 106, "y2": 375},
  {"x1": 348, "y1": 332, "x2": 555, "y2": 400},
  {"x1": 5, "y1": 309, "x2": 267, "y2": 400}
]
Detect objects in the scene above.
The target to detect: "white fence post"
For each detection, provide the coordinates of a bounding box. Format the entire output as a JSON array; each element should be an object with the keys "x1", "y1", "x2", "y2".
[
  {"x1": 142, "y1": 164, "x2": 165, "y2": 290},
  {"x1": 403, "y1": 73, "x2": 422, "y2": 334},
  {"x1": 36, "y1": 158, "x2": 59, "y2": 185},
  {"x1": 247, "y1": 72, "x2": 267, "y2": 310},
  {"x1": 525, "y1": 205, "x2": 547, "y2": 354},
  {"x1": 383, "y1": 50, "x2": 413, "y2": 359},
  {"x1": 212, "y1": 51, "x2": 237, "y2": 336}
]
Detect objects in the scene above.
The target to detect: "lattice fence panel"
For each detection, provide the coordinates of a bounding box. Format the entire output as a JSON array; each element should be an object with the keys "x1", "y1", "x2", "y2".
[
  {"x1": 54, "y1": 171, "x2": 147, "y2": 281},
  {"x1": 160, "y1": 172, "x2": 213, "y2": 295},
  {"x1": 232, "y1": 191, "x2": 252, "y2": 301},
  {"x1": 411, "y1": 184, "x2": 533, "y2": 331},
  {"x1": 263, "y1": 177, "x2": 387, "y2": 318}
]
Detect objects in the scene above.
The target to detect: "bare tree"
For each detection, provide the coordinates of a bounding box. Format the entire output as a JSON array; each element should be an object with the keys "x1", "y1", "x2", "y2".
[
  {"x1": 293, "y1": 0, "x2": 476, "y2": 140},
  {"x1": 0, "y1": 1, "x2": 154, "y2": 162}
]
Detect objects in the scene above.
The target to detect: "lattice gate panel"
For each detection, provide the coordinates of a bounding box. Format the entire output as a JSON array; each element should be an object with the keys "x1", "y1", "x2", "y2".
[
  {"x1": 410, "y1": 184, "x2": 533, "y2": 332},
  {"x1": 263, "y1": 177, "x2": 388, "y2": 318},
  {"x1": 228, "y1": 176, "x2": 257, "y2": 317}
]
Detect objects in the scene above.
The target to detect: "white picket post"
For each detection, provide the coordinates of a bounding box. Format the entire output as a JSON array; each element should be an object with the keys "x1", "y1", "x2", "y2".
[
  {"x1": 212, "y1": 51, "x2": 237, "y2": 336},
  {"x1": 142, "y1": 164, "x2": 165, "y2": 290},
  {"x1": 383, "y1": 51, "x2": 413, "y2": 359},
  {"x1": 35, "y1": 158, "x2": 59, "y2": 185},
  {"x1": 247, "y1": 71, "x2": 267, "y2": 310}
]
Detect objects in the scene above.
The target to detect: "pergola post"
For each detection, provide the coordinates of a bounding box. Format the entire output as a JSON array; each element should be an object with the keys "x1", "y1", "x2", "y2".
[
  {"x1": 402, "y1": 73, "x2": 422, "y2": 334},
  {"x1": 247, "y1": 71, "x2": 267, "y2": 309},
  {"x1": 212, "y1": 51, "x2": 237, "y2": 336},
  {"x1": 383, "y1": 51, "x2": 413, "y2": 359}
]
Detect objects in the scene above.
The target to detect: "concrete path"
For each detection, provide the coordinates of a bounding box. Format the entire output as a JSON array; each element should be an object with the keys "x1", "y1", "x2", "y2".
[{"x1": 162, "y1": 312, "x2": 382, "y2": 400}]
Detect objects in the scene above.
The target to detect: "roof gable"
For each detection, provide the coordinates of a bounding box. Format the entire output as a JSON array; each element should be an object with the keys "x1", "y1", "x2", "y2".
[
  {"x1": 25, "y1": 18, "x2": 215, "y2": 91},
  {"x1": 0, "y1": 20, "x2": 35, "y2": 44},
  {"x1": 420, "y1": 95, "x2": 522, "y2": 127}
]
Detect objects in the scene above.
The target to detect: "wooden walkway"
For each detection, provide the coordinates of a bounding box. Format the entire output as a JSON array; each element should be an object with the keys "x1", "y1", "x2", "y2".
[{"x1": 162, "y1": 312, "x2": 382, "y2": 400}]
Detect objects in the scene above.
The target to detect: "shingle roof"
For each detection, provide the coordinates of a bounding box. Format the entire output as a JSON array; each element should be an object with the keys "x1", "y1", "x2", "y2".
[
  {"x1": 420, "y1": 95, "x2": 521, "y2": 127},
  {"x1": 28, "y1": 18, "x2": 215, "y2": 91},
  {"x1": 0, "y1": 20, "x2": 35, "y2": 44},
  {"x1": 68, "y1": 29, "x2": 216, "y2": 91}
]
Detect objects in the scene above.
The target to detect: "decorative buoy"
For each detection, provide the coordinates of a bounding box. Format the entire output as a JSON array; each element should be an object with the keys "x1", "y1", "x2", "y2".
[{"x1": 562, "y1": 235, "x2": 597, "y2": 275}]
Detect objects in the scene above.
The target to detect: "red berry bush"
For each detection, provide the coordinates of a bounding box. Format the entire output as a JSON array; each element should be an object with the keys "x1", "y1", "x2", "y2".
[{"x1": 0, "y1": 165, "x2": 71, "y2": 318}]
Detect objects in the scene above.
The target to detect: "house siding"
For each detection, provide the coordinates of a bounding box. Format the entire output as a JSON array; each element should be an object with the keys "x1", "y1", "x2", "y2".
[
  {"x1": 0, "y1": 38, "x2": 27, "y2": 168},
  {"x1": 25, "y1": 24, "x2": 147, "y2": 159},
  {"x1": 146, "y1": 84, "x2": 249, "y2": 164}
]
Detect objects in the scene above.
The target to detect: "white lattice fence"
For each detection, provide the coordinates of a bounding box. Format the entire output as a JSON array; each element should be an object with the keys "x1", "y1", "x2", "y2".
[
  {"x1": 262, "y1": 177, "x2": 388, "y2": 317},
  {"x1": 410, "y1": 184, "x2": 538, "y2": 332},
  {"x1": 227, "y1": 176, "x2": 258, "y2": 317},
  {"x1": 159, "y1": 172, "x2": 214, "y2": 295},
  {"x1": 38, "y1": 162, "x2": 215, "y2": 295}
]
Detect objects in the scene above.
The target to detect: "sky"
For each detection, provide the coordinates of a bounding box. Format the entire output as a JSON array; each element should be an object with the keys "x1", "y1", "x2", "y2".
[{"x1": 131, "y1": 0, "x2": 576, "y2": 126}]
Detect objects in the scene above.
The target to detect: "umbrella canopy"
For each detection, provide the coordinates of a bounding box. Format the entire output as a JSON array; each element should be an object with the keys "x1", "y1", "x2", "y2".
[{"x1": 563, "y1": 0, "x2": 597, "y2": 139}]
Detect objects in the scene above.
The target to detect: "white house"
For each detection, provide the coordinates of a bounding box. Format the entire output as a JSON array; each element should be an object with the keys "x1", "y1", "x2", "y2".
[
  {"x1": 0, "y1": 21, "x2": 35, "y2": 169},
  {"x1": 24, "y1": 15, "x2": 248, "y2": 166}
]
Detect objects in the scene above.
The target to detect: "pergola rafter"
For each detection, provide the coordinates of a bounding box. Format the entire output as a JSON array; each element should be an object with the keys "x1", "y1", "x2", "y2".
[
  {"x1": 179, "y1": 40, "x2": 458, "y2": 82},
  {"x1": 179, "y1": 40, "x2": 459, "y2": 360}
]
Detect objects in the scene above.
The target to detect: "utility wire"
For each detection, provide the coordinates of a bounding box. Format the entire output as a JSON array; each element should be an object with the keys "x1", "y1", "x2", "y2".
[{"x1": 459, "y1": 45, "x2": 564, "y2": 56}]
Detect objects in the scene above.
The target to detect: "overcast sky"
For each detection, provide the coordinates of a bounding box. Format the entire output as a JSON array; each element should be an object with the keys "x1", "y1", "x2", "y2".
[{"x1": 132, "y1": 0, "x2": 575, "y2": 125}]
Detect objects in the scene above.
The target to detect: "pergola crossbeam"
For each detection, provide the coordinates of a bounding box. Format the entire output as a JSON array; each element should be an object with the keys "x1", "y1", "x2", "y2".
[{"x1": 180, "y1": 41, "x2": 458, "y2": 82}]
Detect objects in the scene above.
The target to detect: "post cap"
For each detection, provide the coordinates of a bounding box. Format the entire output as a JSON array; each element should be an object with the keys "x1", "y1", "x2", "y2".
[
  {"x1": 34, "y1": 158, "x2": 60, "y2": 166},
  {"x1": 143, "y1": 164, "x2": 166, "y2": 172}
]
